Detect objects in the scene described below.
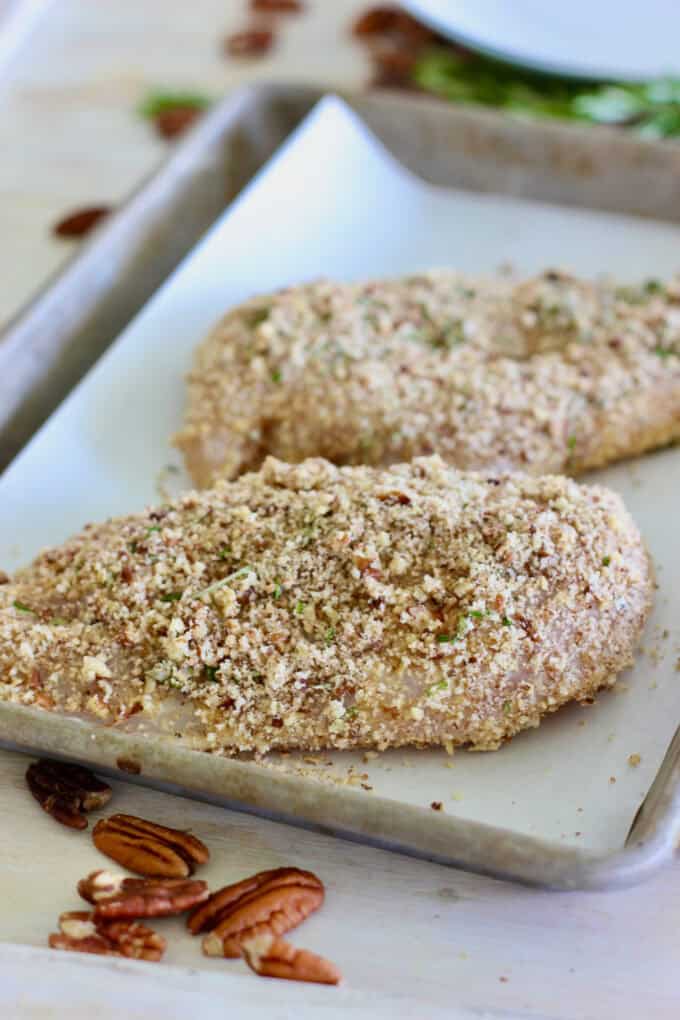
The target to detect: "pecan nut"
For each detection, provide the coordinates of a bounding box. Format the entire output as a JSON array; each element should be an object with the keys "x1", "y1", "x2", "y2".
[
  {"x1": 26, "y1": 759, "x2": 112, "y2": 830},
  {"x1": 49, "y1": 910, "x2": 165, "y2": 961},
  {"x1": 78, "y1": 869, "x2": 209, "y2": 919},
  {"x1": 188, "y1": 867, "x2": 324, "y2": 958},
  {"x1": 92, "y1": 814, "x2": 209, "y2": 877},
  {"x1": 242, "y1": 933, "x2": 341, "y2": 985},
  {"x1": 53, "y1": 206, "x2": 111, "y2": 239}
]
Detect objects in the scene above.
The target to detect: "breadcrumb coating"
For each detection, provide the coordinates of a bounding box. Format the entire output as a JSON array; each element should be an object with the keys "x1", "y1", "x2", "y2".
[
  {"x1": 175, "y1": 269, "x2": 680, "y2": 487},
  {"x1": 0, "y1": 457, "x2": 652, "y2": 754}
]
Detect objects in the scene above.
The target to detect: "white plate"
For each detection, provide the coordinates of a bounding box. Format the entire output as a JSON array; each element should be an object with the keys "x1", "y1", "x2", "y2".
[
  {"x1": 1, "y1": 95, "x2": 679, "y2": 855},
  {"x1": 403, "y1": 0, "x2": 680, "y2": 81}
]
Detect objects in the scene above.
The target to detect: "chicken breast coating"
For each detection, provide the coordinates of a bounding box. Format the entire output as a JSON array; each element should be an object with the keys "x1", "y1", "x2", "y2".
[
  {"x1": 175, "y1": 270, "x2": 680, "y2": 488},
  {"x1": 0, "y1": 456, "x2": 651, "y2": 755}
]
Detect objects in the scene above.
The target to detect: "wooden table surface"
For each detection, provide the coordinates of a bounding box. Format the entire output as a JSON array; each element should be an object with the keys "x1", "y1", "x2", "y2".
[{"x1": 1, "y1": 3, "x2": 679, "y2": 1018}]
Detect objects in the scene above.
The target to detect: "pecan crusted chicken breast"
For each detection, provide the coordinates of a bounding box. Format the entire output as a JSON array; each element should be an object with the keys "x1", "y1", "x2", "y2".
[
  {"x1": 175, "y1": 270, "x2": 680, "y2": 488},
  {"x1": 0, "y1": 456, "x2": 651, "y2": 754}
]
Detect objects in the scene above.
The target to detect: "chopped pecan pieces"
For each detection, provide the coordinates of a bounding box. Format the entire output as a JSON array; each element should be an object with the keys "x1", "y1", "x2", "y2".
[
  {"x1": 25, "y1": 759, "x2": 112, "y2": 830},
  {"x1": 92, "y1": 813, "x2": 209, "y2": 877},
  {"x1": 242, "y1": 933, "x2": 341, "y2": 985},
  {"x1": 49, "y1": 910, "x2": 165, "y2": 961},
  {"x1": 188, "y1": 867, "x2": 324, "y2": 958},
  {"x1": 78, "y1": 869, "x2": 209, "y2": 920}
]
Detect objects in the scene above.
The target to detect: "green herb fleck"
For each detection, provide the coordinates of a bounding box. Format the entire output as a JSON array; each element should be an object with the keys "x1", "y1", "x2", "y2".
[
  {"x1": 50, "y1": 617, "x2": 69, "y2": 626},
  {"x1": 219, "y1": 547, "x2": 232, "y2": 559},
  {"x1": 467, "y1": 610, "x2": 486, "y2": 620},
  {"x1": 654, "y1": 345, "x2": 676, "y2": 358},
  {"x1": 273, "y1": 582, "x2": 282, "y2": 600},
  {"x1": 159, "y1": 591, "x2": 182, "y2": 603},
  {"x1": 146, "y1": 525, "x2": 161, "y2": 535},
  {"x1": 436, "y1": 633, "x2": 456, "y2": 644},
  {"x1": 602, "y1": 555, "x2": 611, "y2": 566},
  {"x1": 567, "y1": 435, "x2": 577, "y2": 452},
  {"x1": 13, "y1": 600, "x2": 34, "y2": 614},
  {"x1": 295, "y1": 601, "x2": 306, "y2": 616},
  {"x1": 503, "y1": 700, "x2": 512, "y2": 715},
  {"x1": 204, "y1": 666, "x2": 219, "y2": 683},
  {"x1": 247, "y1": 306, "x2": 270, "y2": 329},
  {"x1": 502, "y1": 616, "x2": 513, "y2": 627},
  {"x1": 427, "y1": 679, "x2": 449, "y2": 696},
  {"x1": 138, "y1": 91, "x2": 211, "y2": 119},
  {"x1": 129, "y1": 540, "x2": 138, "y2": 554},
  {"x1": 345, "y1": 706, "x2": 359, "y2": 719},
  {"x1": 271, "y1": 369, "x2": 282, "y2": 383},
  {"x1": 324, "y1": 626, "x2": 336, "y2": 646}
]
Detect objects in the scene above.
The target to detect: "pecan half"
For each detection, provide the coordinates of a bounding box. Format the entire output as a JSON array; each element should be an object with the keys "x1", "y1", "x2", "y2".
[
  {"x1": 224, "y1": 27, "x2": 274, "y2": 57},
  {"x1": 189, "y1": 867, "x2": 324, "y2": 958},
  {"x1": 49, "y1": 910, "x2": 165, "y2": 961},
  {"x1": 26, "y1": 759, "x2": 112, "y2": 830},
  {"x1": 78, "y1": 869, "x2": 209, "y2": 919},
  {"x1": 92, "y1": 814, "x2": 209, "y2": 877},
  {"x1": 153, "y1": 106, "x2": 202, "y2": 140},
  {"x1": 53, "y1": 206, "x2": 111, "y2": 239},
  {"x1": 242, "y1": 933, "x2": 341, "y2": 985}
]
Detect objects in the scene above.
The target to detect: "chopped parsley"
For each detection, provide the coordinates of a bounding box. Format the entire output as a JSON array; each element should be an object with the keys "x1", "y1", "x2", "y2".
[
  {"x1": 567, "y1": 435, "x2": 577, "y2": 452},
  {"x1": 138, "y1": 91, "x2": 211, "y2": 119},
  {"x1": 159, "y1": 591, "x2": 182, "y2": 603},
  {"x1": 204, "y1": 666, "x2": 219, "y2": 683},
  {"x1": 436, "y1": 633, "x2": 456, "y2": 644},
  {"x1": 295, "y1": 601, "x2": 306, "y2": 616},
  {"x1": 146, "y1": 525, "x2": 161, "y2": 535},
  {"x1": 248, "y1": 306, "x2": 270, "y2": 329},
  {"x1": 502, "y1": 700, "x2": 512, "y2": 715},
  {"x1": 273, "y1": 583, "x2": 283, "y2": 599},
  {"x1": 12, "y1": 600, "x2": 34, "y2": 614},
  {"x1": 602, "y1": 555, "x2": 611, "y2": 566},
  {"x1": 501, "y1": 616, "x2": 513, "y2": 627},
  {"x1": 654, "y1": 345, "x2": 676, "y2": 359},
  {"x1": 271, "y1": 369, "x2": 282, "y2": 383},
  {"x1": 219, "y1": 546, "x2": 232, "y2": 559},
  {"x1": 467, "y1": 609, "x2": 486, "y2": 620},
  {"x1": 427, "y1": 679, "x2": 449, "y2": 696},
  {"x1": 129, "y1": 540, "x2": 138, "y2": 554},
  {"x1": 324, "y1": 626, "x2": 336, "y2": 646}
]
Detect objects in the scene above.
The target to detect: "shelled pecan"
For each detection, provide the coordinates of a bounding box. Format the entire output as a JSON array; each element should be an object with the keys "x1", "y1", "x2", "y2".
[
  {"x1": 242, "y1": 933, "x2": 341, "y2": 985},
  {"x1": 92, "y1": 814, "x2": 209, "y2": 877},
  {"x1": 78, "y1": 869, "x2": 209, "y2": 919},
  {"x1": 49, "y1": 910, "x2": 165, "y2": 961},
  {"x1": 52, "y1": 206, "x2": 111, "y2": 239},
  {"x1": 25, "y1": 759, "x2": 112, "y2": 830},
  {"x1": 188, "y1": 867, "x2": 324, "y2": 958}
]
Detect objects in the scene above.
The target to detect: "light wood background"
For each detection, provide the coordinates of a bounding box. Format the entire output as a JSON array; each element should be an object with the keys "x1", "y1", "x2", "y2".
[{"x1": 0, "y1": 3, "x2": 679, "y2": 1017}]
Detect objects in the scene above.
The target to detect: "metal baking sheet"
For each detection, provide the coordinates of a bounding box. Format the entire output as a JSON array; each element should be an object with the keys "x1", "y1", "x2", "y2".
[{"x1": 1, "y1": 86, "x2": 680, "y2": 889}]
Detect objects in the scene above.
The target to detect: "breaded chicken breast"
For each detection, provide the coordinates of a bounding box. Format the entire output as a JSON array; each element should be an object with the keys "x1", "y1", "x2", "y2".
[
  {"x1": 0, "y1": 457, "x2": 652, "y2": 754},
  {"x1": 175, "y1": 270, "x2": 680, "y2": 487}
]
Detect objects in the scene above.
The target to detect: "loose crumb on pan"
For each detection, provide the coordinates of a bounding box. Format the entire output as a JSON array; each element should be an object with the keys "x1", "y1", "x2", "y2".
[
  {"x1": 0, "y1": 455, "x2": 652, "y2": 756},
  {"x1": 175, "y1": 270, "x2": 680, "y2": 488}
]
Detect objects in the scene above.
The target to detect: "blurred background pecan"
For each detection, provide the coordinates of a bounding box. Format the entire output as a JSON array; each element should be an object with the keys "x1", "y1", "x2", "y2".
[
  {"x1": 25, "y1": 759, "x2": 112, "y2": 830},
  {"x1": 92, "y1": 813, "x2": 209, "y2": 877},
  {"x1": 78, "y1": 869, "x2": 209, "y2": 919},
  {"x1": 242, "y1": 933, "x2": 341, "y2": 985},
  {"x1": 189, "y1": 867, "x2": 324, "y2": 958}
]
